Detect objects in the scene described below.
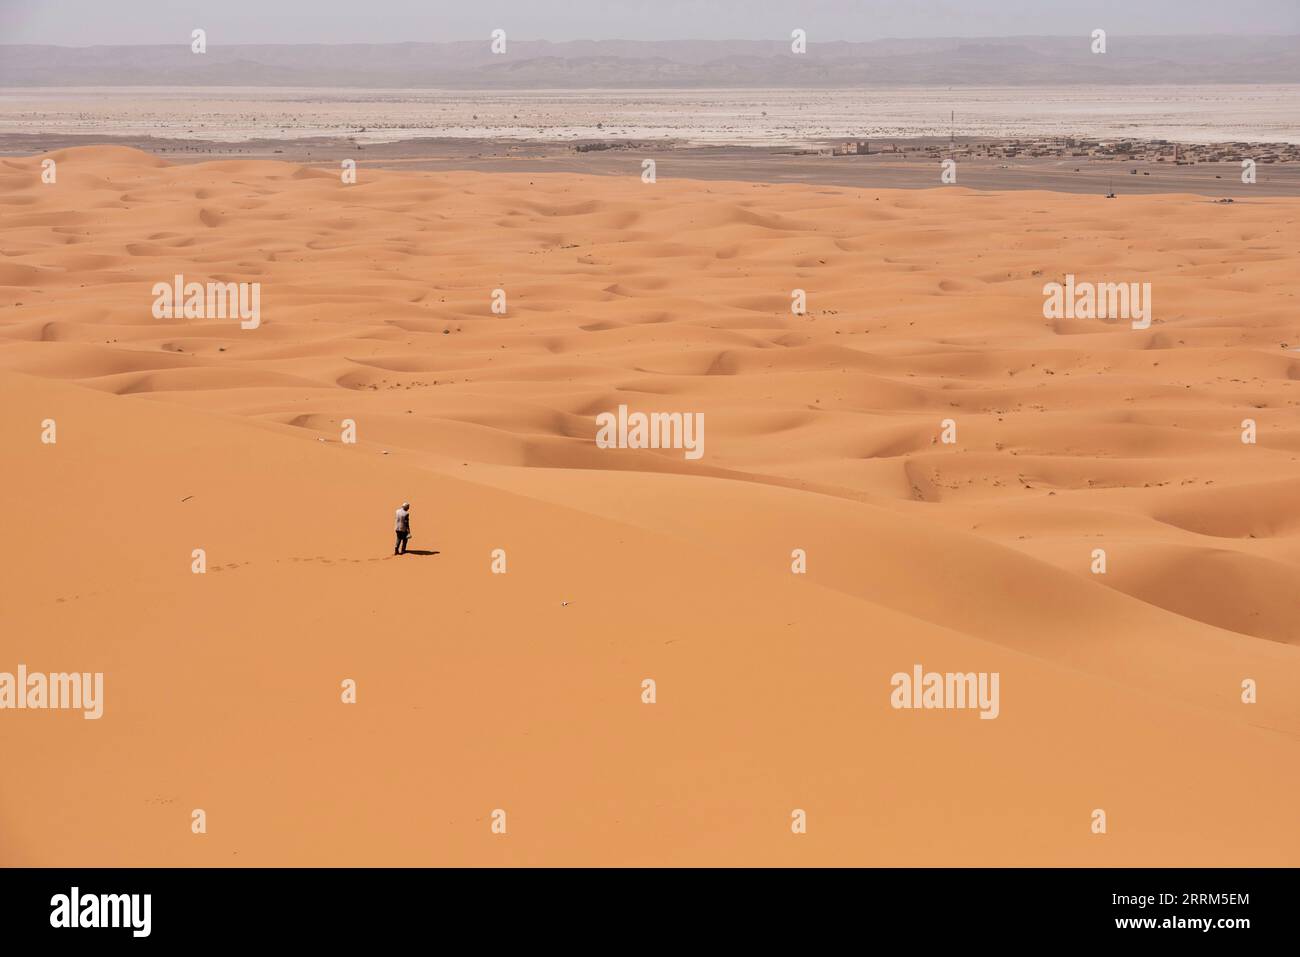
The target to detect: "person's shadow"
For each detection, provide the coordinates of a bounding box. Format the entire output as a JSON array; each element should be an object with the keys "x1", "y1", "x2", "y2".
[{"x1": 403, "y1": 549, "x2": 439, "y2": 556}]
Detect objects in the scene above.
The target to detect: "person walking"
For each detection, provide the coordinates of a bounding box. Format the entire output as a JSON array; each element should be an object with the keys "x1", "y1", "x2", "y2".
[{"x1": 394, "y1": 502, "x2": 411, "y2": 555}]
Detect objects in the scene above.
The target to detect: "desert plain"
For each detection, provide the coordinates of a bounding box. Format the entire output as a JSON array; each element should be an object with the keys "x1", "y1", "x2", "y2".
[{"x1": 1, "y1": 145, "x2": 1299, "y2": 865}]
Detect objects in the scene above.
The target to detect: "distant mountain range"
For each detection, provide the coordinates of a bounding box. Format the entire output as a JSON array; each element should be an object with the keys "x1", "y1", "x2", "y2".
[{"x1": 2, "y1": 36, "x2": 1297, "y2": 88}]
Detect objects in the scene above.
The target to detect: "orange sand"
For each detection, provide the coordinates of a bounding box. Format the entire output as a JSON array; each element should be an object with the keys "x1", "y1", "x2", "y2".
[{"x1": 2, "y1": 146, "x2": 1299, "y2": 865}]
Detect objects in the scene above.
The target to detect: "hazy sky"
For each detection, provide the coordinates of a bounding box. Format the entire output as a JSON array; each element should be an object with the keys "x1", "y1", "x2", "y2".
[{"x1": 2, "y1": 0, "x2": 1297, "y2": 45}]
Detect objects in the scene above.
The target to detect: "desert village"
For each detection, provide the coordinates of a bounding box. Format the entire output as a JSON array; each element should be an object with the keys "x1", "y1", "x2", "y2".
[{"x1": 824, "y1": 136, "x2": 1300, "y2": 164}]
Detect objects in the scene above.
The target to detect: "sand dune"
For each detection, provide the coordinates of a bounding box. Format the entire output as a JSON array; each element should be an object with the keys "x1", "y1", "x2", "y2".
[{"x1": 2, "y1": 146, "x2": 1299, "y2": 865}]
